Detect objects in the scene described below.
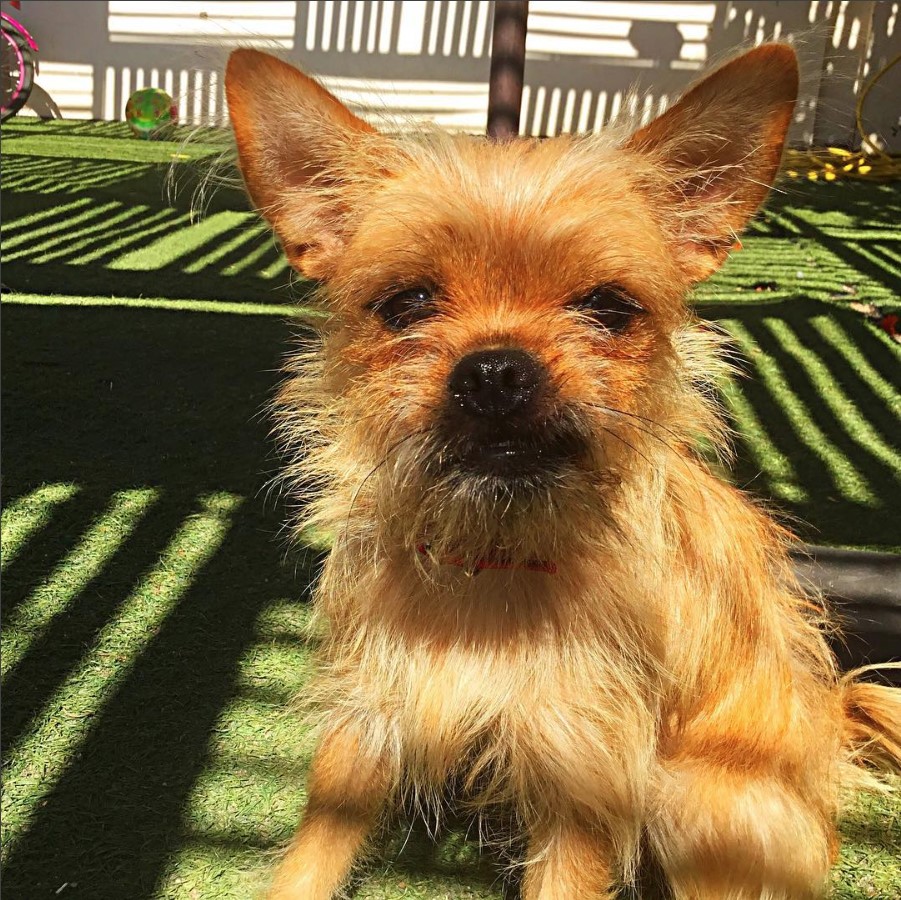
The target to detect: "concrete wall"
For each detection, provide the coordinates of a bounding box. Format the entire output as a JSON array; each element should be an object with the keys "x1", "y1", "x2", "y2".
[{"x1": 5, "y1": 0, "x2": 899, "y2": 149}]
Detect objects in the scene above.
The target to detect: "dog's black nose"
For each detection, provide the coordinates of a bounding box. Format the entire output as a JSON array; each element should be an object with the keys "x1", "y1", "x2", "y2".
[{"x1": 448, "y1": 349, "x2": 545, "y2": 420}]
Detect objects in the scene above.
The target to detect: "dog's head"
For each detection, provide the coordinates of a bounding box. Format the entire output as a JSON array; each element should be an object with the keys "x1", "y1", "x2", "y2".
[{"x1": 226, "y1": 46, "x2": 797, "y2": 560}]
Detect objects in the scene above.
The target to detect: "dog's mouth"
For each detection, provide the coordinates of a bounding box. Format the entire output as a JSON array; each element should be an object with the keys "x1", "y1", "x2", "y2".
[{"x1": 436, "y1": 422, "x2": 587, "y2": 480}]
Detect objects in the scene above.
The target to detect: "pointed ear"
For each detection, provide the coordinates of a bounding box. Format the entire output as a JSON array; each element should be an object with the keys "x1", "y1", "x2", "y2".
[
  {"x1": 225, "y1": 49, "x2": 378, "y2": 280},
  {"x1": 627, "y1": 44, "x2": 798, "y2": 282}
]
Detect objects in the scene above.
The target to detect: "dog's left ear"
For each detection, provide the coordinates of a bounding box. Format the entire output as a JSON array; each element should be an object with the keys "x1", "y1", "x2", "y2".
[{"x1": 627, "y1": 44, "x2": 798, "y2": 282}]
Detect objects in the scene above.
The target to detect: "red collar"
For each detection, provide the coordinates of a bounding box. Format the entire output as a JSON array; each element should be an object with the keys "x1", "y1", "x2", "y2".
[{"x1": 416, "y1": 543, "x2": 557, "y2": 575}]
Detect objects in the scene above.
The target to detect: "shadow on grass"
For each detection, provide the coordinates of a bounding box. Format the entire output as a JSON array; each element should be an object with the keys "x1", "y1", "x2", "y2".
[
  {"x1": 353, "y1": 814, "x2": 519, "y2": 899},
  {"x1": 697, "y1": 296, "x2": 901, "y2": 550},
  {"x1": 2, "y1": 503, "x2": 310, "y2": 899},
  {"x1": 0, "y1": 304, "x2": 306, "y2": 896},
  {"x1": 1, "y1": 146, "x2": 306, "y2": 305}
]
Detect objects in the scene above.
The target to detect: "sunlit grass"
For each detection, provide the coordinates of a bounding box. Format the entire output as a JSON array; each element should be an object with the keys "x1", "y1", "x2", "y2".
[
  {"x1": 3, "y1": 293, "x2": 297, "y2": 316},
  {"x1": 0, "y1": 196, "x2": 92, "y2": 237},
  {"x1": 183, "y1": 222, "x2": 271, "y2": 274},
  {"x1": 155, "y1": 838, "x2": 270, "y2": 900},
  {"x1": 844, "y1": 239, "x2": 901, "y2": 276},
  {"x1": 0, "y1": 157, "x2": 156, "y2": 193},
  {"x1": 0, "y1": 483, "x2": 79, "y2": 572},
  {"x1": 259, "y1": 256, "x2": 292, "y2": 280},
  {"x1": 110, "y1": 211, "x2": 255, "y2": 272},
  {"x1": 158, "y1": 601, "x2": 316, "y2": 897},
  {"x1": 721, "y1": 319, "x2": 879, "y2": 507},
  {"x1": 832, "y1": 782, "x2": 901, "y2": 900},
  {"x1": 54, "y1": 207, "x2": 180, "y2": 266},
  {"x1": 187, "y1": 706, "x2": 314, "y2": 844},
  {"x1": 874, "y1": 242, "x2": 901, "y2": 266},
  {"x1": 764, "y1": 318, "x2": 900, "y2": 472},
  {"x1": 4, "y1": 202, "x2": 129, "y2": 261},
  {"x1": 0, "y1": 133, "x2": 223, "y2": 164},
  {"x1": 215, "y1": 232, "x2": 282, "y2": 276},
  {"x1": 717, "y1": 381, "x2": 809, "y2": 503},
  {"x1": 0, "y1": 492, "x2": 242, "y2": 860},
  {"x1": 811, "y1": 316, "x2": 901, "y2": 416},
  {"x1": 29, "y1": 205, "x2": 170, "y2": 265},
  {"x1": 1, "y1": 488, "x2": 157, "y2": 679},
  {"x1": 1, "y1": 200, "x2": 120, "y2": 256}
]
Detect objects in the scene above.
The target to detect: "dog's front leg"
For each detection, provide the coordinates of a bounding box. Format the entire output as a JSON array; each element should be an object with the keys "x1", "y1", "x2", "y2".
[
  {"x1": 520, "y1": 817, "x2": 616, "y2": 900},
  {"x1": 267, "y1": 724, "x2": 392, "y2": 899}
]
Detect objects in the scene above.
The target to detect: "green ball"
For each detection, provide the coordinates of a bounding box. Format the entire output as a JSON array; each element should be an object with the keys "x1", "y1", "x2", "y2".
[{"x1": 125, "y1": 88, "x2": 177, "y2": 140}]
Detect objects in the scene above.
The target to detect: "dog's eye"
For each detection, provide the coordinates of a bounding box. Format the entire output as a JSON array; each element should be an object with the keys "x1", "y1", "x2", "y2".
[
  {"x1": 371, "y1": 287, "x2": 435, "y2": 330},
  {"x1": 574, "y1": 285, "x2": 643, "y2": 331}
]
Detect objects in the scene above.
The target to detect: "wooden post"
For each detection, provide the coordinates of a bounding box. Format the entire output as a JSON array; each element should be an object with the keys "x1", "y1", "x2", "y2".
[{"x1": 487, "y1": 0, "x2": 529, "y2": 140}]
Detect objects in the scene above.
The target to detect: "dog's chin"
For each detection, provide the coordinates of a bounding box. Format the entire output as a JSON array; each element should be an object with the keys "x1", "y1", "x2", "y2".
[
  {"x1": 433, "y1": 428, "x2": 588, "y2": 489},
  {"x1": 395, "y1": 430, "x2": 602, "y2": 563}
]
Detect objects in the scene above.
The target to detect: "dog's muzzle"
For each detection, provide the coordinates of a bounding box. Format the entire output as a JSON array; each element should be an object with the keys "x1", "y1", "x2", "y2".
[{"x1": 441, "y1": 348, "x2": 585, "y2": 478}]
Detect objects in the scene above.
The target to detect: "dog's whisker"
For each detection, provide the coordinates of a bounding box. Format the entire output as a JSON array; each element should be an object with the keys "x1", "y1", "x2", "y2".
[{"x1": 342, "y1": 428, "x2": 429, "y2": 545}]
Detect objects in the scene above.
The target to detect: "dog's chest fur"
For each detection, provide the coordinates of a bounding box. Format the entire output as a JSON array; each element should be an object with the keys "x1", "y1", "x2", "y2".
[{"x1": 320, "y1": 556, "x2": 663, "y2": 817}]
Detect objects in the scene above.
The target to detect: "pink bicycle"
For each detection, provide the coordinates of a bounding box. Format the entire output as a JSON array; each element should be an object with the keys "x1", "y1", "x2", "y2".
[{"x1": 1, "y1": 1, "x2": 38, "y2": 121}]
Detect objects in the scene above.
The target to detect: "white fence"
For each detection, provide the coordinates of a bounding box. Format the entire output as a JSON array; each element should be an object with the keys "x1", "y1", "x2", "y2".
[{"x1": 6, "y1": 0, "x2": 900, "y2": 149}]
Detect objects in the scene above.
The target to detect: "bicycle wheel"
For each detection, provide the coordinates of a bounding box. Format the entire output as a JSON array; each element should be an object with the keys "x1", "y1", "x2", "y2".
[{"x1": 1, "y1": 23, "x2": 35, "y2": 121}]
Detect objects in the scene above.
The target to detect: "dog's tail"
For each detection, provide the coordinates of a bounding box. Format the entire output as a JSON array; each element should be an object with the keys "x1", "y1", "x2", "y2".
[{"x1": 841, "y1": 665, "x2": 901, "y2": 775}]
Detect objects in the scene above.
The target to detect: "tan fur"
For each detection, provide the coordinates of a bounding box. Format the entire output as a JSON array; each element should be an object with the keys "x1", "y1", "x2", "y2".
[{"x1": 225, "y1": 45, "x2": 901, "y2": 899}]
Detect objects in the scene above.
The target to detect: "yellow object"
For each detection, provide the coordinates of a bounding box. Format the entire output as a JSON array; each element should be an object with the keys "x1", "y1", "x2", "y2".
[{"x1": 783, "y1": 52, "x2": 901, "y2": 181}]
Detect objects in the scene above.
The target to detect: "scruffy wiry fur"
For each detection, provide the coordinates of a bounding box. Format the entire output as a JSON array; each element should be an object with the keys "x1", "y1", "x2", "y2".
[{"x1": 225, "y1": 45, "x2": 901, "y2": 899}]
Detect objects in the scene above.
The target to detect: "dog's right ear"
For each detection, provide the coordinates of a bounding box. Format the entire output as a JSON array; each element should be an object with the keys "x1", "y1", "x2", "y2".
[{"x1": 226, "y1": 49, "x2": 378, "y2": 279}]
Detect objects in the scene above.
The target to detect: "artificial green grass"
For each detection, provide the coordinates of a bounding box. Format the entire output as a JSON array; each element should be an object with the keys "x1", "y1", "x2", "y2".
[
  {"x1": 1, "y1": 118, "x2": 899, "y2": 898},
  {"x1": 6, "y1": 291, "x2": 298, "y2": 316}
]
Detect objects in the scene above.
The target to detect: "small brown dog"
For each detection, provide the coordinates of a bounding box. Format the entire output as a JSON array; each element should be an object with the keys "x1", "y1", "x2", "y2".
[{"x1": 226, "y1": 45, "x2": 901, "y2": 899}]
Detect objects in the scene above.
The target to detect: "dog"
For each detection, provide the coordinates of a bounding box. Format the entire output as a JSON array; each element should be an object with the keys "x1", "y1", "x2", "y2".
[{"x1": 225, "y1": 44, "x2": 901, "y2": 899}]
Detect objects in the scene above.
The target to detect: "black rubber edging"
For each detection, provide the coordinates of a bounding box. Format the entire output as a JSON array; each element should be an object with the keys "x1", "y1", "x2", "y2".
[{"x1": 792, "y1": 545, "x2": 901, "y2": 685}]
